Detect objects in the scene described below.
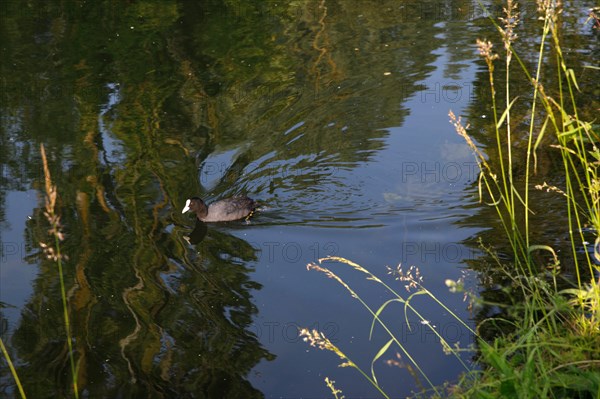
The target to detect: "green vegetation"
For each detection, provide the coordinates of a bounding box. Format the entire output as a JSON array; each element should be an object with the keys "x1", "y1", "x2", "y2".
[
  {"x1": 301, "y1": 256, "x2": 479, "y2": 398},
  {"x1": 2, "y1": 145, "x2": 80, "y2": 399},
  {"x1": 302, "y1": 1, "x2": 600, "y2": 397},
  {"x1": 0, "y1": 336, "x2": 25, "y2": 398},
  {"x1": 40, "y1": 145, "x2": 80, "y2": 399},
  {"x1": 449, "y1": 0, "x2": 600, "y2": 396}
]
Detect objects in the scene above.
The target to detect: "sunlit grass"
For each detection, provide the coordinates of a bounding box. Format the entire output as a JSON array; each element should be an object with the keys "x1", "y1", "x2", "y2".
[
  {"x1": 448, "y1": 0, "x2": 600, "y2": 396},
  {"x1": 0, "y1": 148, "x2": 81, "y2": 399},
  {"x1": 302, "y1": 1, "x2": 600, "y2": 397},
  {"x1": 324, "y1": 377, "x2": 345, "y2": 399},
  {"x1": 301, "y1": 256, "x2": 481, "y2": 397},
  {"x1": 0, "y1": 336, "x2": 26, "y2": 398},
  {"x1": 40, "y1": 145, "x2": 80, "y2": 398}
]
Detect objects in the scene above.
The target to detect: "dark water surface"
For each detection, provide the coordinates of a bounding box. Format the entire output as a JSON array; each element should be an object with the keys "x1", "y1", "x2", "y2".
[{"x1": 1, "y1": 1, "x2": 598, "y2": 397}]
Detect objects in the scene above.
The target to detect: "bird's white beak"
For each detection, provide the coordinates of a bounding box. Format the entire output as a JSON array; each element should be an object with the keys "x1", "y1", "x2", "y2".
[{"x1": 181, "y1": 199, "x2": 191, "y2": 214}]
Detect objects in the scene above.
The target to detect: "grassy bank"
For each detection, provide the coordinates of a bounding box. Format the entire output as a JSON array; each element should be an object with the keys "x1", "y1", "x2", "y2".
[
  {"x1": 303, "y1": 2, "x2": 600, "y2": 397},
  {"x1": 447, "y1": 1, "x2": 600, "y2": 396}
]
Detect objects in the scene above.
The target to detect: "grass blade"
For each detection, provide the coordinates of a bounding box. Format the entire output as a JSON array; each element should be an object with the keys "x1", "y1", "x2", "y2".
[
  {"x1": 0, "y1": 337, "x2": 27, "y2": 398},
  {"x1": 371, "y1": 338, "x2": 394, "y2": 385}
]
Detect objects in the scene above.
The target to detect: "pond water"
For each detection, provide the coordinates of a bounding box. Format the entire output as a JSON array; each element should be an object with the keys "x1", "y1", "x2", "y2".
[{"x1": 1, "y1": 1, "x2": 598, "y2": 397}]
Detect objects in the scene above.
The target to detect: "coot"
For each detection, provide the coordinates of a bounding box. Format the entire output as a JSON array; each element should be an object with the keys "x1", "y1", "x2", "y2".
[{"x1": 181, "y1": 196, "x2": 256, "y2": 222}]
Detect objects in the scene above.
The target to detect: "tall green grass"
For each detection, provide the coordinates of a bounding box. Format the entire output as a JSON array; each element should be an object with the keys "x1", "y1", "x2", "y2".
[
  {"x1": 0, "y1": 145, "x2": 80, "y2": 399},
  {"x1": 302, "y1": 1, "x2": 600, "y2": 397},
  {"x1": 301, "y1": 257, "x2": 480, "y2": 398},
  {"x1": 40, "y1": 144, "x2": 80, "y2": 399},
  {"x1": 0, "y1": 336, "x2": 26, "y2": 398},
  {"x1": 447, "y1": 2, "x2": 600, "y2": 394}
]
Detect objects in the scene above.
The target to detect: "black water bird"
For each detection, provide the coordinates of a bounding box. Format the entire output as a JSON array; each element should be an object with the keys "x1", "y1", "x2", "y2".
[{"x1": 181, "y1": 196, "x2": 256, "y2": 222}]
